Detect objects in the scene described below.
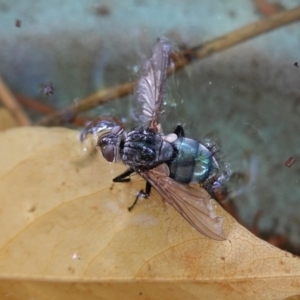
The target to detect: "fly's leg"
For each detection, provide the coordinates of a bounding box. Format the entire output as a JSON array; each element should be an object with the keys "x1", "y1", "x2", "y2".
[
  {"x1": 128, "y1": 181, "x2": 152, "y2": 211},
  {"x1": 174, "y1": 124, "x2": 185, "y2": 137},
  {"x1": 113, "y1": 169, "x2": 152, "y2": 212},
  {"x1": 113, "y1": 168, "x2": 134, "y2": 183}
]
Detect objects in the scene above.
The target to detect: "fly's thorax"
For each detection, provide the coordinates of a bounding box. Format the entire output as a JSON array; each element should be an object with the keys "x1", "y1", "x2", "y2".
[
  {"x1": 168, "y1": 137, "x2": 220, "y2": 184},
  {"x1": 122, "y1": 128, "x2": 174, "y2": 168}
]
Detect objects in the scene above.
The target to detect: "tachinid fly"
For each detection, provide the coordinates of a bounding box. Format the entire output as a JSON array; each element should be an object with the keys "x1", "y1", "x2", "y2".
[{"x1": 81, "y1": 39, "x2": 228, "y2": 240}]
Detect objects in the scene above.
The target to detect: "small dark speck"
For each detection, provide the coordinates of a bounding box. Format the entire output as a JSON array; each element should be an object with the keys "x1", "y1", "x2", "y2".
[
  {"x1": 95, "y1": 4, "x2": 111, "y2": 16},
  {"x1": 15, "y1": 19, "x2": 21, "y2": 27},
  {"x1": 28, "y1": 206, "x2": 36, "y2": 212},
  {"x1": 110, "y1": 185, "x2": 114, "y2": 191},
  {"x1": 0, "y1": 3, "x2": 9, "y2": 11},
  {"x1": 139, "y1": 292, "x2": 143, "y2": 296},
  {"x1": 228, "y1": 10, "x2": 236, "y2": 18},
  {"x1": 221, "y1": 256, "x2": 225, "y2": 261},
  {"x1": 251, "y1": 59, "x2": 259, "y2": 68},
  {"x1": 285, "y1": 157, "x2": 296, "y2": 168},
  {"x1": 42, "y1": 82, "x2": 54, "y2": 96},
  {"x1": 135, "y1": 0, "x2": 148, "y2": 5},
  {"x1": 294, "y1": 62, "x2": 299, "y2": 68}
]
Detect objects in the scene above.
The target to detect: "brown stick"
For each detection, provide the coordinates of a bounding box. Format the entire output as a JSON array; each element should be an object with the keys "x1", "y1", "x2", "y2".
[
  {"x1": 0, "y1": 77, "x2": 31, "y2": 126},
  {"x1": 37, "y1": 82, "x2": 135, "y2": 126},
  {"x1": 173, "y1": 5, "x2": 300, "y2": 71},
  {"x1": 36, "y1": 6, "x2": 300, "y2": 126},
  {"x1": 16, "y1": 94, "x2": 56, "y2": 115},
  {"x1": 15, "y1": 94, "x2": 90, "y2": 126}
]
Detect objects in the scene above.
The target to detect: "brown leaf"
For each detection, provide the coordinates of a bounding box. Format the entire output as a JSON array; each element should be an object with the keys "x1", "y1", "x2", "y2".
[
  {"x1": 0, "y1": 127, "x2": 300, "y2": 300},
  {"x1": 0, "y1": 108, "x2": 18, "y2": 131}
]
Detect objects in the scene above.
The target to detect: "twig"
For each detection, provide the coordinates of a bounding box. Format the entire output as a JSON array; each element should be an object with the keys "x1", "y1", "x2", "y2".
[
  {"x1": 16, "y1": 94, "x2": 55, "y2": 115},
  {"x1": 37, "y1": 82, "x2": 135, "y2": 126},
  {"x1": 36, "y1": 6, "x2": 300, "y2": 126},
  {"x1": 16, "y1": 94, "x2": 90, "y2": 126},
  {"x1": 174, "y1": 5, "x2": 300, "y2": 70},
  {"x1": 0, "y1": 77, "x2": 31, "y2": 126}
]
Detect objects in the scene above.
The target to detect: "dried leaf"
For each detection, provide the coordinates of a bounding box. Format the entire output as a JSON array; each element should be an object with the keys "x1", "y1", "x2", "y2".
[
  {"x1": 0, "y1": 108, "x2": 18, "y2": 131},
  {"x1": 0, "y1": 127, "x2": 300, "y2": 300}
]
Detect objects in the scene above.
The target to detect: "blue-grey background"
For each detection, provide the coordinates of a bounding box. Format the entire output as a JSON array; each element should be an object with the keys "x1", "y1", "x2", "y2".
[{"x1": 0, "y1": 0, "x2": 300, "y2": 248}]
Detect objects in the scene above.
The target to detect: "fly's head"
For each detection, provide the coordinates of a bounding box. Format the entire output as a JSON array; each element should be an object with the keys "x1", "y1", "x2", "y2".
[
  {"x1": 80, "y1": 119, "x2": 126, "y2": 163},
  {"x1": 98, "y1": 125, "x2": 126, "y2": 163},
  {"x1": 123, "y1": 129, "x2": 163, "y2": 169}
]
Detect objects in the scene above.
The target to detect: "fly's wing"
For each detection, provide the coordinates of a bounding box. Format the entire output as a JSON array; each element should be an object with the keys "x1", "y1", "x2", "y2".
[
  {"x1": 142, "y1": 164, "x2": 227, "y2": 240},
  {"x1": 135, "y1": 39, "x2": 171, "y2": 131}
]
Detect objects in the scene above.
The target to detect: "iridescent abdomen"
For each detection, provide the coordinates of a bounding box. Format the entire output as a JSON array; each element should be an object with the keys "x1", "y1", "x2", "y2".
[{"x1": 168, "y1": 137, "x2": 218, "y2": 184}]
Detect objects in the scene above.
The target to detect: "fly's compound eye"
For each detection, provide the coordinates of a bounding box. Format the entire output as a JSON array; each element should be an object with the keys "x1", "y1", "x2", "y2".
[
  {"x1": 98, "y1": 126, "x2": 125, "y2": 163},
  {"x1": 102, "y1": 144, "x2": 115, "y2": 162},
  {"x1": 98, "y1": 135, "x2": 116, "y2": 162}
]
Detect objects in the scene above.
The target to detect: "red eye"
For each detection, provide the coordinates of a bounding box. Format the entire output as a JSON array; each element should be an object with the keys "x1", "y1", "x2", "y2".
[{"x1": 103, "y1": 145, "x2": 115, "y2": 162}]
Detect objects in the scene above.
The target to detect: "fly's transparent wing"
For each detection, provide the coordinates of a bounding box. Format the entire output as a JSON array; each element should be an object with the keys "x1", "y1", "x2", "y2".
[
  {"x1": 142, "y1": 164, "x2": 227, "y2": 241},
  {"x1": 135, "y1": 39, "x2": 171, "y2": 130}
]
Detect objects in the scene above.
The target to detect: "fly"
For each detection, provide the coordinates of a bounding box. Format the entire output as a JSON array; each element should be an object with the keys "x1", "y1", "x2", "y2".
[{"x1": 81, "y1": 39, "x2": 228, "y2": 240}]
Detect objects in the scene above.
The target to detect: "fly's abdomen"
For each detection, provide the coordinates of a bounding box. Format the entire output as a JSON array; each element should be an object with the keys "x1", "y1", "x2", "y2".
[{"x1": 168, "y1": 137, "x2": 218, "y2": 184}]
